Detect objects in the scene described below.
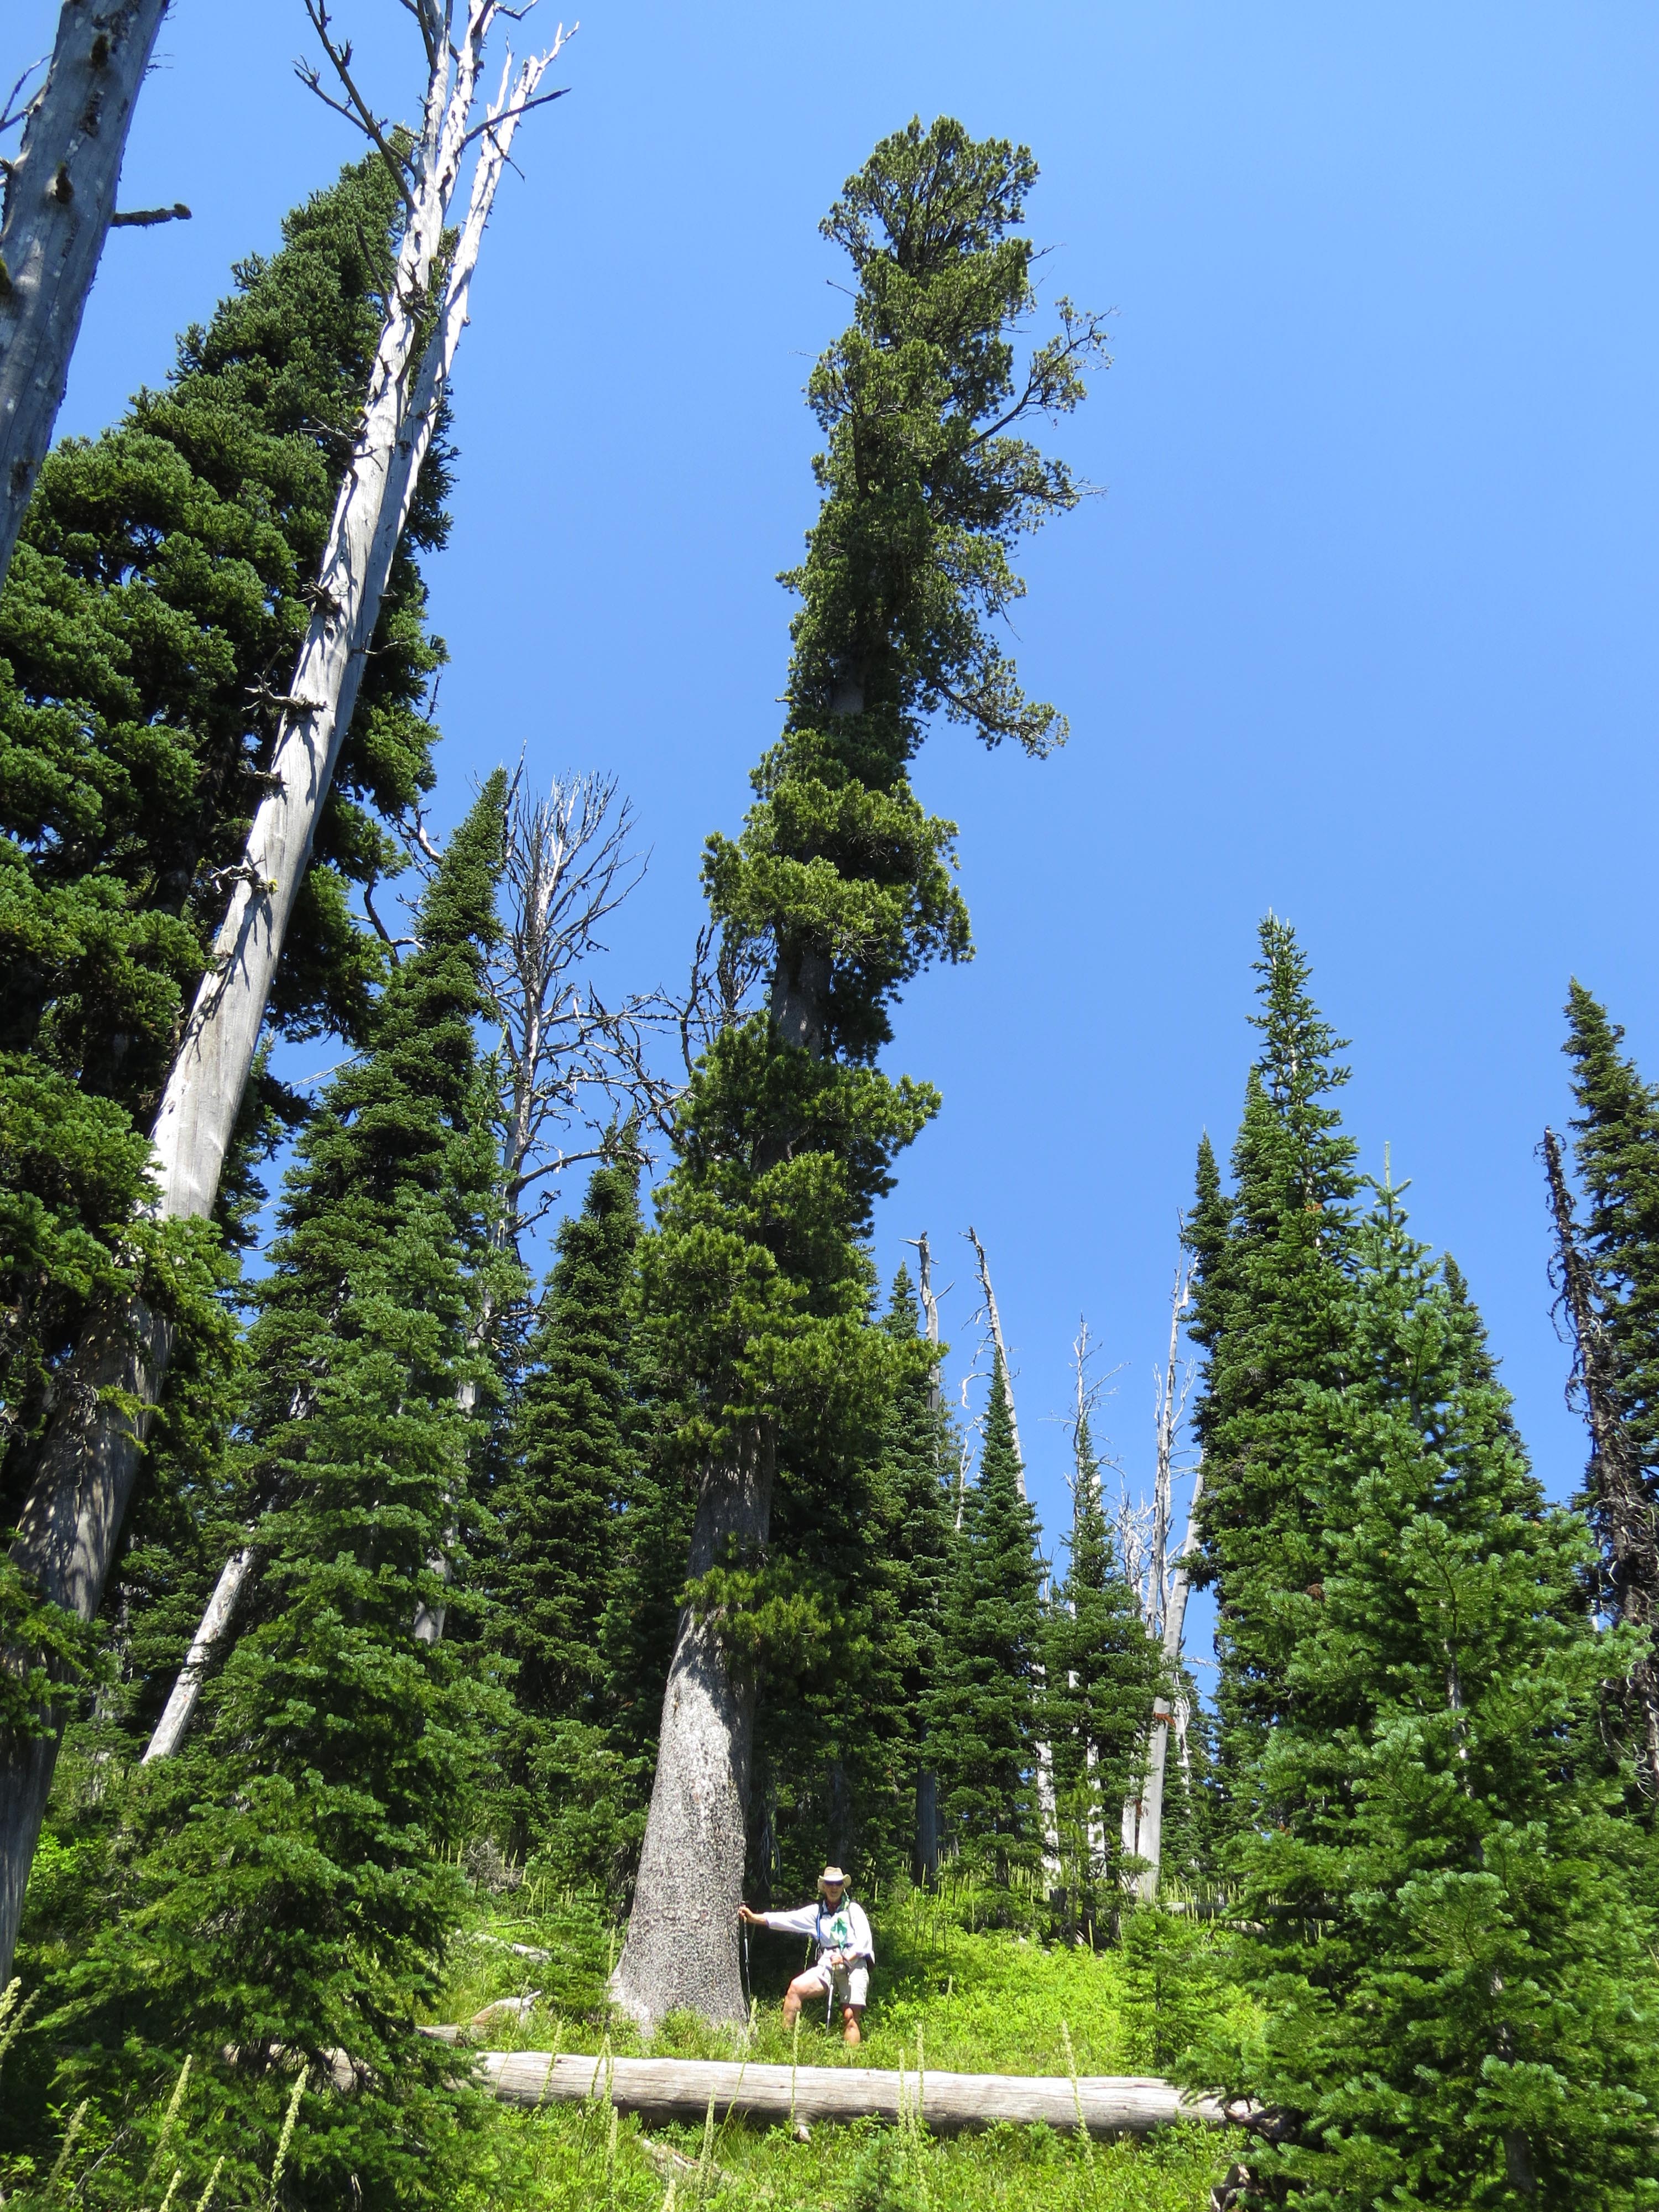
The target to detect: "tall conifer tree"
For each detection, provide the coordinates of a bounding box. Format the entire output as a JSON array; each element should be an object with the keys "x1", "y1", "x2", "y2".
[
  {"x1": 612, "y1": 118, "x2": 1107, "y2": 2024},
  {"x1": 1558, "y1": 982, "x2": 1659, "y2": 1799},
  {"x1": 1189, "y1": 919, "x2": 1360, "y2": 1807},
  {"x1": 1198, "y1": 1185, "x2": 1659, "y2": 2210},
  {"x1": 754, "y1": 1265, "x2": 956, "y2": 1894},
  {"x1": 0, "y1": 153, "x2": 450, "y2": 1702},
  {"x1": 55, "y1": 781, "x2": 508, "y2": 2210},
  {"x1": 1045, "y1": 1410, "x2": 1160, "y2": 1904},
  {"x1": 495, "y1": 1142, "x2": 644, "y2": 1880},
  {"x1": 875, "y1": 1265, "x2": 956, "y2": 1872},
  {"x1": 927, "y1": 1357, "x2": 1046, "y2": 1881}
]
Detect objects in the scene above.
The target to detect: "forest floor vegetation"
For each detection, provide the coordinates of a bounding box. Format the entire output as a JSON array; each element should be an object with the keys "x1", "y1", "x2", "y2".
[{"x1": 427, "y1": 1874, "x2": 1238, "y2": 2210}]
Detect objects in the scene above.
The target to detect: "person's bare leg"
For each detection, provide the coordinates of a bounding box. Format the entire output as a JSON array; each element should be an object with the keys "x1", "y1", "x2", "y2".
[
  {"x1": 842, "y1": 2004, "x2": 864, "y2": 2048},
  {"x1": 784, "y1": 1971, "x2": 820, "y2": 2031}
]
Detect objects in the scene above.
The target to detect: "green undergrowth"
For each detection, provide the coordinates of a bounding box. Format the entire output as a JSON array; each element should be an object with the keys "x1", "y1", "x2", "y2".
[
  {"x1": 0, "y1": 1871, "x2": 1237, "y2": 2206},
  {"x1": 451, "y1": 2103, "x2": 1223, "y2": 2212},
  {"x1": 428, "y1": 1873, "x2": 1240, "y2": 2210}
]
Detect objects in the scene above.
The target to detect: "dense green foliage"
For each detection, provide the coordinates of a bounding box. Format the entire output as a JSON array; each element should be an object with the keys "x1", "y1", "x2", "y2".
[
  {"x1": 1188, "y1": 917, "x2": 1361, "y2": 1809},
  {"x1": 1046, "y1": 1411, "x2": 1162, "y2": 1904},
  {"x1": 0, "y1": 155, "x2": 452, "y2": 1765},
  {"x1": 1563, "y1": 982, "x2": 1659, "y2": 1490},
  {"x1": 1196, "y1": 1185, "x2": 1659, "y2": 2208},
  {"x1": 1559, "y1": 982, "x2": 1659, "y2": 1796},
  {"x1": 6, "y1": 90, "x2": 1659, "y2": 2212},
  {"x1": 35, "y1": 782, "x2": 508, "y2": 2210},
  {"x1": 927, "y1": 1363, "x2": 1046, "y2": 1877},
  {"x1": 495, "y1": 1145, "x2": 644, "y2": 1877},
  {"x1": 636, "y1": 116, "x2": 1106, "y2": 1909}
]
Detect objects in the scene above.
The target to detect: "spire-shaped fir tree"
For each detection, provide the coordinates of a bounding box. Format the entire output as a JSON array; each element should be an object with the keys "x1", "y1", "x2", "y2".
[
  {"x1": 756, "y1": 1263, "x2": 958, "y2": 1895},
  {"x1": 54, "y1": 780, "x2": 510, "y2": 2211},
  {"x1": 495, "y1": 1141, "x2": 645, "y2": 1883},
  {"x1": 1045, "y1": 1408, "x2": 1161, "y2": 1908},
  {"x1": 874, "y1": 1263, "x2": 957, "y2": 1874},
  {"x1": 1189, "y1": 917, "x2": 1360, "y2": 1807},
  {"x1": 927, "y1": 1356, "x2": 1046, "y2": 1881},
  {"x1": 1559, "y1": 981, "x2": 1659, "y2": 1800},
  {"x1": 1196, "y1": 1182, "x2": 1659, "y2": 2209}
]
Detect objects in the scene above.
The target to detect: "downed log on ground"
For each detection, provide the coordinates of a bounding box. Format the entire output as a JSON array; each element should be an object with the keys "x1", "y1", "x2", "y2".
[{"x1": 452, "y1": 2049, "x2": 1238, "y2": 2136}]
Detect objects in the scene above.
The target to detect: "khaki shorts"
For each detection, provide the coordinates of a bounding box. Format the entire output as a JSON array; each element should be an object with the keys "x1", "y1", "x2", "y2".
[{"x1": 806, "y1": 1958, "x2": 869, "y2": 2008}]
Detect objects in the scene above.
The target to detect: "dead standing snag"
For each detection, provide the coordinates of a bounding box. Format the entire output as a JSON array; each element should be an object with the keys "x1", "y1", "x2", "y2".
[{"x1": 0, "y1": 0, "x2": 571, "y2": 1985}]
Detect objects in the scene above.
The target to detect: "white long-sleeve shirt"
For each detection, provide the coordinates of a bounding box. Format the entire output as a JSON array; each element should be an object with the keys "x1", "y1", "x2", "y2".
[{"x1": 759, "y1": 1896, "x2": 874, "y2": 1965}]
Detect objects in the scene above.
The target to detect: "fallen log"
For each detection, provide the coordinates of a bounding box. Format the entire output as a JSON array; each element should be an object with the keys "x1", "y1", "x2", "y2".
[{"x1": 453, "y1": 2049, "x2": 1236, "y2": 2136}]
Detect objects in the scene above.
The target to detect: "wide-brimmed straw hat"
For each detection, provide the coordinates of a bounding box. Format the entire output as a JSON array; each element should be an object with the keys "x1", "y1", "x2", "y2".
[{"x1": 818, "y1": 1865, "x2": 848, "y2": 1888}]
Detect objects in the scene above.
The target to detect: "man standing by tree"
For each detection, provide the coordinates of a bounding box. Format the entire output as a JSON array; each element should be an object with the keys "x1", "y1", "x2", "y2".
[{"x1": 740, "y1": 1867, "x2": 874, "y2": 2047}]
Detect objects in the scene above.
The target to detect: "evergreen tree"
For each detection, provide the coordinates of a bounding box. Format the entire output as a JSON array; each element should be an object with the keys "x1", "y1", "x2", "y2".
[
  {"x1": 495, "y1": 1141, "x2": 644, "y2": 1881},
  {"x1": 1045, "y1": 1410, "x2": 1160, "y2": 1908},
  {"x1": 927, "y1": 1357, "x2": 1046, "y2": 1881},
  {"x1": 1188, "y1": 917, "x2": 1360, "y2": 1807},
  {"x1": 874, "y1": 1265, "x2": 956, "y2": 1871},
  {"x1": 613, "y1": 118, "x2": 1106, "y2": 2023},
  {"x1": 755, "y1": 1265, "x2": 956, "y2": 1896},
  {"x1": 0, "y1": 152, "x2": 447, "y2": 1516},
  {"x1": 1196, "y1": 1184, "x2": 1659, "y2": 2210},
  {"x1": 53, "y1": 781, "x2": 508, "y2": 2210},
  {"x1": 1559, "y1": 982, "x2": 1659, "y2": 1798}
]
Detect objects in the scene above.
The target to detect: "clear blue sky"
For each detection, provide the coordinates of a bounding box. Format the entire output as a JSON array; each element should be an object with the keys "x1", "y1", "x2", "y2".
[{"x1": 15, "y1": 2, "x2": 1659, "y2": 1598}]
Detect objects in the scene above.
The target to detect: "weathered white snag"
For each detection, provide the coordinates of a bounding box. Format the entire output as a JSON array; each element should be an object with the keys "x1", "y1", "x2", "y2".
[
  {"x1": 0, "y1": 0, "x2": 174, "y2": 591},
  {"x1": 140, "y1": 1542, "x2": 253, "y2": 1764},
  {"x1": 1120, "y1": 1459, "x2": 1203, "y2": 1901},
  {"x1": 455, "y1": 2049, "x2": 1237, "y2": 2135},
  {"x1": 0, "y1": 0, "x2": 567, "y2": 1984}
]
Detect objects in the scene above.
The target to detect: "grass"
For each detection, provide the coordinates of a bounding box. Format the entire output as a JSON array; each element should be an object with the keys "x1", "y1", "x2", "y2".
[
  {"x1": 0, "y1": 1871, "x2": 1238, "y2": 2206},
  {"x1": 431, "y1": 1873, "x2": 1243, "y2": 2210},
  {"x1": 451, "y1": 2103, "x2": 1224, "y2": 2211}
]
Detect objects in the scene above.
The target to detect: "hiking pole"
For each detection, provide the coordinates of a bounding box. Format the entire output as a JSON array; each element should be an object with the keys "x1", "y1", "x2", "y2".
[{"x1": 740, "y1": 1917, "x2": 751, "y2": 2015}]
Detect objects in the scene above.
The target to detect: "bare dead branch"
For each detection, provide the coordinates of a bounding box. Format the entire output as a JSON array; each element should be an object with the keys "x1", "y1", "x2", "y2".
[
  {"x1": 361, "y1": 878, "x2": 412, "y2": 962},
  {"x1": 488, "y1": 771, "x2": 657, "y2": 1253},
  {"x1": 0, "y1": 58, "x2": 49, "y2": 138},
  {"x1": 458, "y1": 81, "x2": 568, "y2": 149},
  {"x1": 109, "y1": 202, "x2": 191, "y2": 228},
  {"x1": 298, "y1": 0, "x2": 416, "y2": 209}
]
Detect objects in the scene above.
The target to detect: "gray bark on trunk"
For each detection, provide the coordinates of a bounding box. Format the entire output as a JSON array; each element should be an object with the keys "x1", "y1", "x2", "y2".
[
  {"x1": 0, "y1": 0, "x2": 171, "y2": 592},
  {"x1": 914, "y1": 1767, "x2": 940, "y2": 1882},
  {"x1": 0, "y1": 4, "x2": 561, "y2": 1984},
  {"x1": 609, "y1": 1428, "x2": 775, "y2": 2028}
]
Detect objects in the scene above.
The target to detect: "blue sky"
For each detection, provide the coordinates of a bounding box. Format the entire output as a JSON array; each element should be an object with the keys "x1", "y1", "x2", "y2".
[{"x1": 15, "y1": 2, "x2": 1659, "y2": 1608}]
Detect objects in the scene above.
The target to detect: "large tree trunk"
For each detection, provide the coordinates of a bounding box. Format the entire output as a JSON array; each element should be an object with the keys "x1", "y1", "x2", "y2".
[
  {"x1": 610, "y1": 1428, "x2": 775, "y2": 2028},
  {"x1": 0, "y1": 6, "x2": 558, "y2": 1985},
  {"x1": 0, "y1": 0, "x2": 171, "y2": 592},
  {"x1": 914, "y1": 1767, "x2": 940, "y2": 1882}
]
